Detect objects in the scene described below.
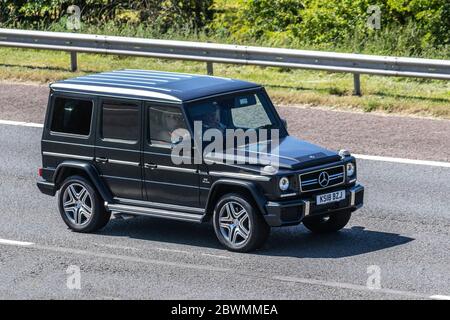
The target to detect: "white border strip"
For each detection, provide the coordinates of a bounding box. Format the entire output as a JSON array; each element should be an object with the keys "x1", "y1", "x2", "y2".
[
  {"x1": 0, "y1": 238, "x2": 34, "y2": 246},
  {"x1": 354, "y1": 154, "x2": 450, "y2": 168},
  {"x1": 430, "y1": 295, "x2": 450, "y2": 300},
  {"x1": 0, "y1": 119, "x2": 43, "y2": 128}
]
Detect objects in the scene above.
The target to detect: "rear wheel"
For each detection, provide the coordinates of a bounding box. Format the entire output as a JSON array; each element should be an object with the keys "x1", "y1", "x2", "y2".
[
  {"x1": 213, "y1": 193, "x2": 270, "y2": 252},
  {"x1": 58, "y1": 175, "x2": 110, "y2": 233},
  {"x1": 302, "y1": 210, "x2": 352, "y2": 233}
]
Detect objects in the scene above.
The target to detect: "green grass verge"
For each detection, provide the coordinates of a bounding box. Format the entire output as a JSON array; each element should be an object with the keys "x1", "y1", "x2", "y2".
[{"x1": 0, "y1": 47, "x2": 449, "y2": 119}]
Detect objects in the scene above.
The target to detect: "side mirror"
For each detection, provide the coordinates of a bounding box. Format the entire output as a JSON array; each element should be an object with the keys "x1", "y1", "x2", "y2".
[
  {"x1": 171, "y1": 135, "x2": 183, "y2": 146},
  {"x1": 281, "y1": 118, "x2": 287, "y2": 129},
  {"x1": 170, "y1": 129, "x2": 191, "y2": 149}
]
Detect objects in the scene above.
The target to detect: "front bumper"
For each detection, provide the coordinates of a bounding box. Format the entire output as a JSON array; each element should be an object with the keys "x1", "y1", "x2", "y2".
[{"x1": 264, "y1": 184, "x2": 364, "y2": 227}]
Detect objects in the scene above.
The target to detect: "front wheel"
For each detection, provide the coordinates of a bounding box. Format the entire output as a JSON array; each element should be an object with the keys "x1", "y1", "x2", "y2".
[
  {"x1": 213, "y1": 193, "x2": 270, "y2": 252},
  {"x1": 302, "y1": 210, "x2": 352, "y2": 233},
  {"x1": 58, "y1": 175, "x2": 111, "y2": 233}
]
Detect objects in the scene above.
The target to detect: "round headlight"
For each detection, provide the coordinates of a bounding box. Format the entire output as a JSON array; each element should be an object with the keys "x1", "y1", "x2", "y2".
[
  {"x1": 346, "y1": 162, "x2": 355, "y2": 177},
  {"x1": 279, "y1": 177, "x2": 290, "y2": 191}
]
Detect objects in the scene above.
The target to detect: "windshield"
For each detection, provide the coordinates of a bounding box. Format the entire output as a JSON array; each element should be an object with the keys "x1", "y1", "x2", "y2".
[{"x1": 185, "y1": 90, "x2": 284, "y2": 135}]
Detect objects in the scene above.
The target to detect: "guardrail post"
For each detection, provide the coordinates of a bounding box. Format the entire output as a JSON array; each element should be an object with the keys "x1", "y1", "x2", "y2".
[
  {"x1": 206, "y1": 61, "x2": 214, "y2": 75},
  {"x1": 70, "y1": 51, "x2": 78, "y2": 72},
  {"x1": 353, "y1": 73, "x2": 361, "y2": 96}
]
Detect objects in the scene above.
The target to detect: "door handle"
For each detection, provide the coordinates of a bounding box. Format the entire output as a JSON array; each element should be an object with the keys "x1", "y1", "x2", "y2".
[
  {"x1": 95, "y1": 157, "x2": 108, "y2": 163},
  {"x1": 144, "y1": 162, "x2": 157, "y2": 169}
]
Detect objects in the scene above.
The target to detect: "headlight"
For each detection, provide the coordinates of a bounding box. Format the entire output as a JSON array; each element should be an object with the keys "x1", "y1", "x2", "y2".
[
  {"x1": 346, "y1": 162, "x2": 355, "y2": 177},
  {"x1": 279, "y1": 177, "x2": 290, "y2": 191}
]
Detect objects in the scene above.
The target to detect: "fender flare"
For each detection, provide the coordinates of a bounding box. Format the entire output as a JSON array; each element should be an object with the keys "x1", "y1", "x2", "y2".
[
  {"x1": 53, "y1": 161, "x2": 113, "y2": 203},
  {"x1": 205, "y1": 179, "x2": 268, "y2": 217}
]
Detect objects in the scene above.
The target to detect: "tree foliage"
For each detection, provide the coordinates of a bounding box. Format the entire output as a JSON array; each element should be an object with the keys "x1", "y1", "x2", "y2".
[
  {"x1": 0, "y1": 0, "x2": 213, "y2": 32},
  {"x1": 0, "y1": 0, "x2": 448, "y2": 56},
  {"x1": 211, "y1": 0, "x2": 449, "y2": 51}
]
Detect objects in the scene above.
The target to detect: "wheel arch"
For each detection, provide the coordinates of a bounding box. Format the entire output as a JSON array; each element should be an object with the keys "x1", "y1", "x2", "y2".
[
  {"x1": 203, "y1": 179, "x2": 267, "y2": 221},
  {"x1": 53, "y1": 161, "x2": 113, "y2": 203}
]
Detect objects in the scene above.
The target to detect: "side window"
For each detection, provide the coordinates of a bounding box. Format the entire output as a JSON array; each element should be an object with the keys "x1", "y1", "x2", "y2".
[
  {"x1": 101, "y1": 100, "x2": 140, "y2": 142},
  {"x1": 50, "y1": 97, "x2": 93, "y2": 136},
  {"x1": 149, "y1": 105, "x2": 187, "y2": 145}
]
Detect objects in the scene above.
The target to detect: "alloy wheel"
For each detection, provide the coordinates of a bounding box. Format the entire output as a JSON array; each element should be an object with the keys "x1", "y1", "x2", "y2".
[
  {"x1": 218, "y1": 201, "x2": 250, "y2": 246},
  {"x1": 62, "y1": 183, "x2": 93, "y2": 226}
]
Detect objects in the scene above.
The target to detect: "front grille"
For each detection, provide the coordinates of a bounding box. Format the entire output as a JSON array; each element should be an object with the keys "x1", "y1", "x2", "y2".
[{"x1": 299, "y1": 165, "x2": 345, "y2": 192}]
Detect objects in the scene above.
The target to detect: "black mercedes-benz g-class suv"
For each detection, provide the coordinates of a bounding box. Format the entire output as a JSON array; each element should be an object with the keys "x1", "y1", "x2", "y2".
[{"x1": 37, "y1": 69, "x2": 364, "y2": 252}]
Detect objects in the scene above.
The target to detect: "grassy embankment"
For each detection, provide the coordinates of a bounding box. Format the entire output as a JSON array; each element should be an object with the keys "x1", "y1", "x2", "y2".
[{"x1": 0, "y1": 47, "x2": 448, "y2": 119}]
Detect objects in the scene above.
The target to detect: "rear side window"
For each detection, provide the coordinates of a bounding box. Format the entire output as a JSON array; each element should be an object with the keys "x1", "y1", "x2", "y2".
[
  {"x1": 149, "y1": 105, "x2": 187, "y2": 145},
  {"x1": 101, "y1": 100, "x2": 140, "y2": 142},
  {"x1": 50, "y1": 97, "x2": 93, "y2": 136}
]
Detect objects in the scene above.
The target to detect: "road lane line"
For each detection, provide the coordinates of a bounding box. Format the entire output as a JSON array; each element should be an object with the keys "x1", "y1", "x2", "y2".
[
  {"x1": 0, "y1": 238, "x2": 34, "y2": 246},
  {"x1": 201, "y1": 253, "x2": 232, "y2": 260},
  {"x1": 95, "y1": 243, "x2": 140, "y2": 251},
  {"x1": 273, "y1": 275, "x2": 427, "y2": 299},
  {"x1": 354, "y1": 154, "x2": 450, "y2": 168},
  {"x1": 31, "y1": 243, "x2": 231, "y2": 273},
  {"x1": 0, "y1": 119, "x2": 43, "y2": 128},
  {"x1": 155, "y1": 247, "x2": 194, "y2": 255},
  {"x1": 430, "y1": 295, "x2": 450, "y2": 300}
]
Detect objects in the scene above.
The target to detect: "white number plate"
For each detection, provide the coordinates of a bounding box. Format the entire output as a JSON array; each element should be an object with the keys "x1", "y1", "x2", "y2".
[{"x1": 316, "y1": 190, "x2": 346, "y2": 205}]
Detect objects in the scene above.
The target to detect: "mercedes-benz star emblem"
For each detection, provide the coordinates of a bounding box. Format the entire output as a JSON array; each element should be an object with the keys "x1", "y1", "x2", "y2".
[{"x1": 318, "y1": 171, "x2": 330, "y2": 187}]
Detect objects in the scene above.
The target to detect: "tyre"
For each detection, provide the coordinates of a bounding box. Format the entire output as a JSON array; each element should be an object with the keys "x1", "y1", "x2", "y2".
[
  {"x1": 213, "y1": 193, "x2": 270, "y2": 252},
  {"x1": 58, "y1": 175, "x2": 111, "y2": 233},
  {"x1": 302, "y1": 210, "x2": 352, "y2": 233}
]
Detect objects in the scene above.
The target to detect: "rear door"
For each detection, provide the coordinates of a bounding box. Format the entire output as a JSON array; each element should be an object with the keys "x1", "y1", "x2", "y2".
[
  {"x1": 143, "y1": 102, "x2": 200, "y2": 207},
  {"x1": 94, "y1": 97, "x2": 143, "y2": 200},
  {"x1": 42, "y1": 93, "x2": 96, "y2": 180}
]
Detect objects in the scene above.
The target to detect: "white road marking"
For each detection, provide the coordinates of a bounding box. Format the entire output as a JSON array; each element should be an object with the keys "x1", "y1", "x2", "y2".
[
  {"x1": 430, "y1": 295, "x2": 450, "y2": 300},
  {"x1": 273, "y1": 275, "x2": 427, "y2": 299},
  {"x1": 31, "y1": 243, "x2": 230, "y2": 273},
  {"x1": 156, "y1": 247, "x2": 232, "y2": 260},
  {"x1": 155, "y1": 247, "x2": 193, "y2": 255},
  {"x1": 95, "y1": 243, "x2": 140, "y2": 251},
  {"x1": 0, "y1": 119, "x2": 43, "y2": 128},
  {"x1": 99, "y1": 243, "x2": 231, "y2": 260},
  {"x1": 201, "y1": 253, "x2": 232, "y2": 260},
  {"x1": 0, "y1": 238, "x2": 34, "y2": 246},
  {"x1": 354, "y1": 154, "x2": 450, "y2": 168},
  {"x1": 0, "y1": 119, "x2": 449, "y2": 168}
]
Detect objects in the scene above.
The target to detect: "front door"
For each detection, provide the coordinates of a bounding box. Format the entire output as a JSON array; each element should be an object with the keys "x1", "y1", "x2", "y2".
[
  {"x1": 95, "y1": 97, "x2": 143, "y2": 200},
  {"x1": 143, "y1": 103, "x2": 199, "y2": 207}
]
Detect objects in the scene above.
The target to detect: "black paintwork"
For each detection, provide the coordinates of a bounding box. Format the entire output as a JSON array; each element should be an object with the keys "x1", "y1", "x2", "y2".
[
  {"x1": 37, "y1": 70, "x2": 364, "y2": 227},
  {"x1": 51, "y1": 69, "x2": 260, "y2": 103}
]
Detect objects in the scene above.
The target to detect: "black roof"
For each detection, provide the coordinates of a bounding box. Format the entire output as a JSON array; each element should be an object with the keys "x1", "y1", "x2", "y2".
[{"x1": 50, "y1": 69, "x2": 260, "y2": 102}]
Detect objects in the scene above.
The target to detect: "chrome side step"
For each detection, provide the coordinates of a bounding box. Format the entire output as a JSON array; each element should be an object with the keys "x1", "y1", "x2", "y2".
[{"x1": 105, "y1": 203, "x2": 204, "y2": 223}]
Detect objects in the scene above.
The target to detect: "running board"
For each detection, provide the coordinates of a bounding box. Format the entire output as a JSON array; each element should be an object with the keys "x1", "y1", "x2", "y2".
[{"x1": 105, "y1": 203, "x2": 204, "y2": 223}]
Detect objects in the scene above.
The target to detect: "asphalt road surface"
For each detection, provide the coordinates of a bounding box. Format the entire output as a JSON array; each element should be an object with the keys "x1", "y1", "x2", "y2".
[{"x1": 0, "y1": 83, "x2": 449, "y2": 300}]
